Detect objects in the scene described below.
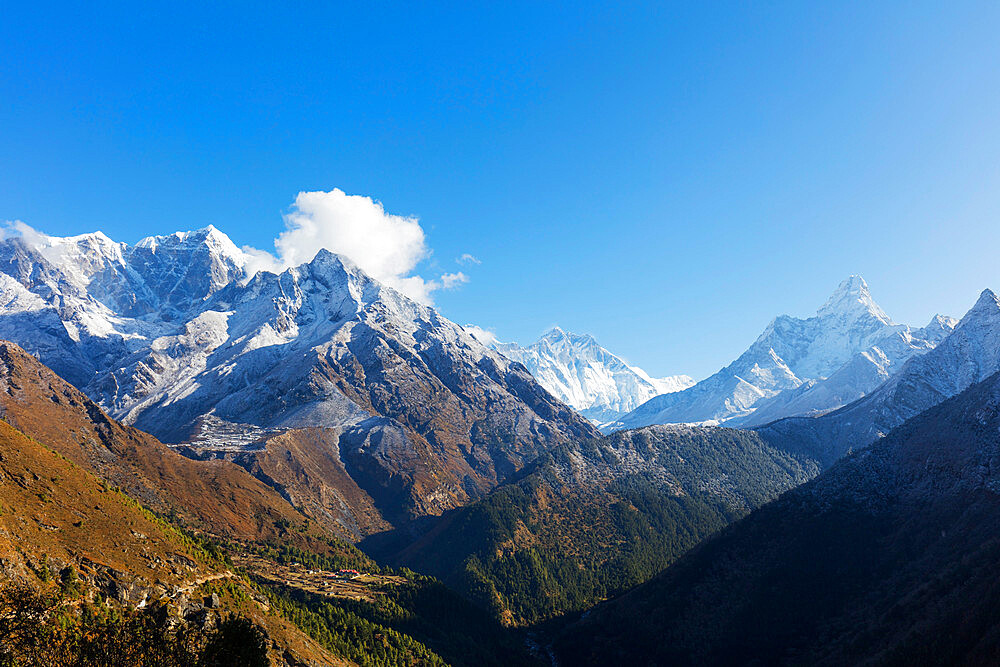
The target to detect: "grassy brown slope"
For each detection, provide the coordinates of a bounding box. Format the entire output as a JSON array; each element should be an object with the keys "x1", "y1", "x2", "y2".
[
  {"x1": 0, "y1": 418, "x2": 345, "y2": 665},
  {"x1": 235, "y1": 428, "x2": 393, "y2": 539},
  {"x1": 0, "y1": 341, "x2": 318, "y2": 543},
  {"x1": 0, "y1": 418, "x2": 215, "y2": 590}
]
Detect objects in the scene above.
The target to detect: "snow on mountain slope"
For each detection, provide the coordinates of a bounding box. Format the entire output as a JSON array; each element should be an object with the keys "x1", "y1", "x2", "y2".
[
  {"x1": 0, "y1": 226, "x2": 597, "y2": 530},
  {"x1": 608, "y1": 276, "x2": 953, "y2": 432},
  {"x1": 737, "y1": 313, "x2": 957, "y2": 427},
  {"x1": 758, "y1": 288, "x2": 1000, "y2": 466},
  {"x1": 477, "y1": 327, "x2": 693, "y2": 423}
]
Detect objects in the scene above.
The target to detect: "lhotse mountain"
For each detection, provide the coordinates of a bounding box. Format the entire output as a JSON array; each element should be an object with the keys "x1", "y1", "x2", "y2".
[
  {"x1": 0, "y1": 225, "x2": 597, "y2": 537},
  {"x1": 608, "y1": 275, "x2": 955, "y2": 431},
  {"x1": 474, "y1": 326, "x2": 693, "y2": 424}
]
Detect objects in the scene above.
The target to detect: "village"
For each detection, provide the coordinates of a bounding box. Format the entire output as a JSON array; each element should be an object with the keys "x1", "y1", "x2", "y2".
[{"x1": 233, "y1": 553, "x2": 408, "y2": 603}]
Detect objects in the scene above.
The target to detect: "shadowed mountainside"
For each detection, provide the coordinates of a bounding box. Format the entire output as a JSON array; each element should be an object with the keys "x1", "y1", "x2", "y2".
[
  {"x1": 556, "y1": 370, "x2": 1000, "y2": 666},
  {"x1": 383, "y1": 424, "x2": 817, "y2": 626}
]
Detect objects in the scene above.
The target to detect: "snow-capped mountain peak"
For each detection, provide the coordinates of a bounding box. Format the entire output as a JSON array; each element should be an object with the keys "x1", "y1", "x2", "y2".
[
  {"x1": 485, "y1": 327, "x2": 693, "y2": 423},
  {"x1": 536, "y1": 328, "x2": 599, "y2": 355},
  {"x1": 609, "y1": 275, "x2": 953, "y2": 431},
  {"x1": 127, "y1": 225, "x2": 252, "y2": 314},
  {"x1": 133, "y1": 224, "x2": 250, "y2": 272},
  {"x1": 756, "y1": 285, "x2": 1000, "y2": 465},
  {"x1": 22, "y1": 229, "x2": 127, "y2": 281},
  {"x1": 816, "y1": 274, "x2": 891, "y2": 323},
  {"x1": 136, "y1": 223, "x2": 238, "y2": 252},
  {"x1": 962, "y1": 288, "x2": 1000, "y2": 324},
  {"x1": 919, "y1": 313, "x2": 960, "y2": 340},
  {"x1": 542, "y1": 325, "x2": 566, "y2": 337}
]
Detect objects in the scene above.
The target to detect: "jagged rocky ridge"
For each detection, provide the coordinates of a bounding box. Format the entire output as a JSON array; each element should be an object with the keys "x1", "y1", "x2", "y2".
[
  {"x1": 0, "y1": 227, "x2": 598, "y2": 535},
  {"x1": 477, "y1": 326, "x2": 692, "y2": 424},
  {"x1": 609, "y1": 276, "x2": 954, "y2": 431}
]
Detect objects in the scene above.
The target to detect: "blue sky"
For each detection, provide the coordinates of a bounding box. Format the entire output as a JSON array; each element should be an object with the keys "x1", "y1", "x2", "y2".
[{"x1": 2, "y1": 2, "x2": 999, "y2": 380}]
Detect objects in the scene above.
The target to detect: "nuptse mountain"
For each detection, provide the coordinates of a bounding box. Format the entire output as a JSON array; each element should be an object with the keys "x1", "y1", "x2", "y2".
[{"x1": 0, "y1": 226, "x2": 597, "y2": 537}]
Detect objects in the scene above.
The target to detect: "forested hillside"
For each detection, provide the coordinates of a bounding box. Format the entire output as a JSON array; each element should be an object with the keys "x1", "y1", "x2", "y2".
[
  {"x1": 388, "y1": 425, "x2": 817, "y2": 625},
  {"x1": 556, "y1": 370, "x2": 1000, "y2": 666}
]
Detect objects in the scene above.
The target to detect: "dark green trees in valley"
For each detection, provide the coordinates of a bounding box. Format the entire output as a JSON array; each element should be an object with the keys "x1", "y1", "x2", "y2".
[{"x1": 389, "y1": 425, "x2": 817, "y2": 625}]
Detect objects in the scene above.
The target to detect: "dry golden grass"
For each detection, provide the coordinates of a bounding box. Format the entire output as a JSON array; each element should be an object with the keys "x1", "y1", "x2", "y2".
[{"x1": 0, "y1": 342, "x2": 341, "y2": 551}]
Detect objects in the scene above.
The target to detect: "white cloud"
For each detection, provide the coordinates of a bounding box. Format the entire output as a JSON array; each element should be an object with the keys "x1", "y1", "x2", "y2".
[
  {"x1": 246, "y1": 189, "x2": 471, "y2": 304},
  {"x1": 457, "y1": 253, "x2": 481, "y2": 265},
  {"x1": 439, "y1": 271, "x2": 469, "y2": 289},
  {"x1": 241, "y1": 244, "x2": 284, "y2": 275},
  {"x1": 1, "y1": 220, "x2": 47, "y2": 245},
  {"x1": 387, "y1": 272, "x2": 468, "y2": 305},
  {"x1": 463, "y1": 324, "x2": 497, "y2": 346},
  {"x1": 1, "y1": 220, "x2": 70, "y2": 265},
  {"x1": 276, "y1": 189, "x2": 427, "y2": 281}
]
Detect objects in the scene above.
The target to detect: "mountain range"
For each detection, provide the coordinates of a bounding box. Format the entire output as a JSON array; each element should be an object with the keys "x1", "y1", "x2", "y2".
[
  {"x1": 0, "y1": 226, "x2": 596, "y2": 537},
  {"x1": 474, "y1": 326, "x2": 693, "y2": 424},
  {"x1": 385, "y1": 278, "x2": 1000, "y2": 630},
  {"x1": 3, "y1": 220, "x2": 1000, "y2": 664},
  {"x1": 608, "y1": 275, "x2": 955, "y2": 431}
]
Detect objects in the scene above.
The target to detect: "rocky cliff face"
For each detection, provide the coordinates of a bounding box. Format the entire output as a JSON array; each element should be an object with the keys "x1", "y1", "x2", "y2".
[{"x1": 0, "y1": 227, "x2": 598, "y2": 533}]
